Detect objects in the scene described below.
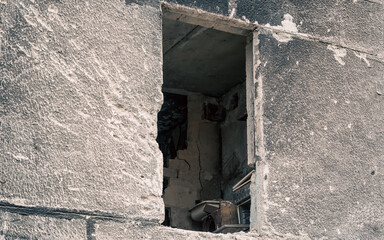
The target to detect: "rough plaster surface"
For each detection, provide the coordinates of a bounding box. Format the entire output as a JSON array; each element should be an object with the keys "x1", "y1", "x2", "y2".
[
  {"x1": 0, "y1": 0, "x2": 164, "y2": 220},
  {"x1": 1, "y1": 0, "x2": 384, "y2": 239},
  {"x1": 95, "y1": 221, "x2": 265, "y2": 240},
  {"x1": 257, "y1": 34, "x2": 384, "y2": 239},
  {"x1": 0, "y1": 210, "x2": 86, "y2": 239},
  {"x1": 167, "y1": 0, "x2": 384, "y2": 57}
]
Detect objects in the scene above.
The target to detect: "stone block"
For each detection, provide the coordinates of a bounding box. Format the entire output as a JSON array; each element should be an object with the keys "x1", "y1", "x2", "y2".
[
  {"x1": 0, "y1": 0, "x2": 164, "y2": 221},
  {"x1": 0, "y1": 210, "x2": 86, "y2": 239},
  {"x1": 94, "y1": 221, "x2": 261, "y2": 240},
  {"x1": 255, "y1": 33, "x2": 384, "y2": 239}
]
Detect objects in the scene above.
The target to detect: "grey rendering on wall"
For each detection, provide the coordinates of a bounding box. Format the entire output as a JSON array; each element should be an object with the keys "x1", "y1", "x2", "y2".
[{"x1": 0, "y1": 0, "x2": 383, "y2": 239}]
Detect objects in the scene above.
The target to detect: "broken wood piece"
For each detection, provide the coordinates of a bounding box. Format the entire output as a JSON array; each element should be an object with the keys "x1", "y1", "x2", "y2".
[{"x1": 232, "y1": 170, "x2": 255, "y2": 191}]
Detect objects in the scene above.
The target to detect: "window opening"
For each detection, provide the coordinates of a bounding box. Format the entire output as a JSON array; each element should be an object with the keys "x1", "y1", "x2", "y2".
[{"x1": 157, "y1": 6, "x2": 255, "y2": 233}]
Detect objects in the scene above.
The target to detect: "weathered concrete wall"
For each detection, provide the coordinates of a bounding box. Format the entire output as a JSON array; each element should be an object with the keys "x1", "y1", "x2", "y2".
[
  {"x1": 95, "y1": 221, "x2": 263, "y2": 240},
  {"x1": 255, "y1": 34, "x2": 384, "y2": 239},
  {"x1": 1, "y1": 0, "x2": 383, "y2": 239},
  {"x1": 1, "y1": 0, "x2": 165, "y2": 238},
  {"x1": 0, "y1": 210, "x2": 86, "y2": 239}
]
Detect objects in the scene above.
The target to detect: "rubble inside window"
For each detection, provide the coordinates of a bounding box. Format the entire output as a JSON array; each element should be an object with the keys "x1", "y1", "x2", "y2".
[{"x1": 157, "y1": 15, "x2": 254, "y2": 233}]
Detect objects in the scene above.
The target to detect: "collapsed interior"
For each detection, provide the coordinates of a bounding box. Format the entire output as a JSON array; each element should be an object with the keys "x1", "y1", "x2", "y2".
[{"x1": 157, "y1": 18, "x2": 253, "y2": 233}]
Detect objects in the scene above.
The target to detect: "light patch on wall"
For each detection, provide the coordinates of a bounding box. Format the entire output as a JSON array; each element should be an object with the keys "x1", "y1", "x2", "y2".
[
  {"x1": 265, "y1": 14, "x2": 299, "y2": 43},
  {"x1": 6, "y1": 152, "x2": 30, "y2": 161},
  {"x1": 353, "y1": 51, "x2": 370, "y2": 67},
  {"x1": 48, "y1": 4, "x2": 59, "y2": 14},
  {"x1": 242, "y1": 15, "x2": 251, "y2": 23},
  {"x1": 228, "y1": 0, "x2": 237, "y2": 18},
  {"x1": 229, "y1": 8, "x2": 236, "y2": 18},
  {"x1": 327, "y1": 45, "x2": 347, "y2": 65}
]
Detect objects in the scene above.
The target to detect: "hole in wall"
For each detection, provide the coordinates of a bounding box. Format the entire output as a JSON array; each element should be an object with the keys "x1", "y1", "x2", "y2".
[{"x1": 157, "y1": 14, "x2": 254, "y2": 233}]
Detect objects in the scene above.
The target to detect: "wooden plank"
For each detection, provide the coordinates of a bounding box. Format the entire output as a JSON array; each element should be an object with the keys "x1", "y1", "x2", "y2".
[
  {"x1": 232, "y1": 170, "x2": 255, "y2": 191},
  {"x1": 233, "y1": 179, "x2": 251, "y2": 192}
]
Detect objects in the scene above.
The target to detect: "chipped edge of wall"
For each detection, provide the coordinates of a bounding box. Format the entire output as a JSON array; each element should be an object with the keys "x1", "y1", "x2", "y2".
[
  {"x1": 327, "y1": 45, "x2": 347, "y2": 65},
  {"x1": 250, "y1": 31, "x2": 268, "y2": 235},
  {"x1": 264, "y1": 14, "x2": 299, "y2": 43}
]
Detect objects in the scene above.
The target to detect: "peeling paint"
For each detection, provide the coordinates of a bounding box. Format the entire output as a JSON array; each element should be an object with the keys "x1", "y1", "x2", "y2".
[
  {"x1": 229, "y1": 8, "x2": 236, "y2": 18},
  {"x1": 228, "y1": 0, "x2": 237, "y2": 18},
  {"x1": 266, "y1": 14, "x2": 299, "y2": 43},
  {"x1": 327, "y1": 45, "x2": 347, "y2": 65},
  {"x1": 354, "y1": 51, "x2": 370, "y2": 67},
  {"x1": 241, "y1": 15, "x2": 250, "y2": 23}
]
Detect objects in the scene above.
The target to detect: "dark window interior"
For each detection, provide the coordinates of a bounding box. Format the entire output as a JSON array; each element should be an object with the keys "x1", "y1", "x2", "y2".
[{"x1": 157, "y1": 18, "x2": 253, "y2": 233}]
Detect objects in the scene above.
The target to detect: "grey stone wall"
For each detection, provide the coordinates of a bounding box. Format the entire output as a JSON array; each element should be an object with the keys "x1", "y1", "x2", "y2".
[
  {"x1": 255, "y1": 33, "x2": 384, "y2": 239},
  {"x1": 1, "y1": 0, "x2": 383, "y2": 239},
  {"x1": 1, "y1": 0, "x2": 165, "y2": 238}
]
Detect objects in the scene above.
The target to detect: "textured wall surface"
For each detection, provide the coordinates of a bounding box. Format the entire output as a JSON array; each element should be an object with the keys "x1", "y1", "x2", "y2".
[
  {"x1": 256, "y1": 34, "x2": 384, "y2": 239},
  {"x1": 0, "y1": 210, "x2": 86, "y2": 239},
  {"x1": 167, "y1": 0, "x2": 384, "y2": 56},
  {"x1": 0, "y1": 0, "x2": 165, "y2": 236},
  {"x1": 1, "y1": 0, "x2": 383, "y2": 239}
]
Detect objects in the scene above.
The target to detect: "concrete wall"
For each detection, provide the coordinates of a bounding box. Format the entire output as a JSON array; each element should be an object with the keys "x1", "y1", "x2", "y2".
[
  {"x1": 1, "y1": 0, "x2": 165, "y2": 238},
  {"x1": 255, "y1": 34, "x2": 384, "y2": 239},
  {"x1": 163, "y1": 94, "x2": 221, "y2": 230},
  {"x1": 220, "y1": 82, "x2": 252, "y2": 200},
  {"x1": 1, "y1": 0, "x2": 383, "y2": 239}
]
